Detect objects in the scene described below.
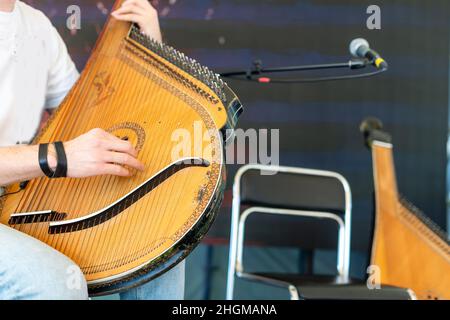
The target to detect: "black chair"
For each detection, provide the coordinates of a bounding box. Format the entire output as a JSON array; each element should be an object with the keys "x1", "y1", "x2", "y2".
[{"x1": 226, "y1": 164, "x2": 415, "y2": 300}]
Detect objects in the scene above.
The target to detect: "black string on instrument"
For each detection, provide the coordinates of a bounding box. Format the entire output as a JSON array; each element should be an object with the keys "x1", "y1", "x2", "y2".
[{"x1": 220, "y1": 58, "x2": 387, "y2": 84}]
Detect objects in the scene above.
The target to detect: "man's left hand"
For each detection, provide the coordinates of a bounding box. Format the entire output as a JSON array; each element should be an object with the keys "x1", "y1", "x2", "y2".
[{"x1": 111, "y1": 0, "x2": 162, "y2": 43}]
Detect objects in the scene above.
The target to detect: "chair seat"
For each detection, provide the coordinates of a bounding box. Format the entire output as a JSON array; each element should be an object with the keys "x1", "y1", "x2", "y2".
[
  {"x1": 247, "y1": 273, "x2": 414, "y2": 300},
  {"x1": 297, "y1": 283, "x2": 414, "y2": 300},
  {"x1": 252, "y1": 273, "x2": 356, "y2": 285}
]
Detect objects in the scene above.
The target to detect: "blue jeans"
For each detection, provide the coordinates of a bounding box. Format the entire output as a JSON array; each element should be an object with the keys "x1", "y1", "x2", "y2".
[{"x1": 0, "y1": 224, "x2": 185, "y2": 300}]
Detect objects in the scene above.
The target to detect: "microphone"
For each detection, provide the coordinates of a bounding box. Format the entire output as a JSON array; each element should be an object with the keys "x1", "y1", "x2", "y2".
[{"x1": 349, "y1": 38, "x2": 388, "y2": 70}]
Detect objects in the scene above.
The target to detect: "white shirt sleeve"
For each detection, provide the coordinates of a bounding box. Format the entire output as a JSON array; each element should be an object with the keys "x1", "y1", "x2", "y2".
[{"x1": 44, "y1": 25, "x2": 79, "y2": 109}]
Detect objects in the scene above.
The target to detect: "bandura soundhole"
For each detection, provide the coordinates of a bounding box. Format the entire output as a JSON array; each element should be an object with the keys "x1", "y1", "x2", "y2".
[{"x1": 0, "y1": 0, "x2": 242, "y2": 295}]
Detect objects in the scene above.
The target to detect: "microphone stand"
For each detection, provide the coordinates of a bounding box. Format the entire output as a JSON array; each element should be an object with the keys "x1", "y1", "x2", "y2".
[{"x1": 220, "y1": 58, "x2": 387, "y2": 84}]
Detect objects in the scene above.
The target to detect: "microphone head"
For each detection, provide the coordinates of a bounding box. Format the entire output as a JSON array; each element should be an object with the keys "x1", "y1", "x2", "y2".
[{"x1": 349, "y1": 38, "x2": 370, "y2": 58}]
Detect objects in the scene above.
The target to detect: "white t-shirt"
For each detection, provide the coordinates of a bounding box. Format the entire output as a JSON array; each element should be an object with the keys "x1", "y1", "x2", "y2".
[{"x1": 0, "y1": 1, "x2": 79, "y2": 146}]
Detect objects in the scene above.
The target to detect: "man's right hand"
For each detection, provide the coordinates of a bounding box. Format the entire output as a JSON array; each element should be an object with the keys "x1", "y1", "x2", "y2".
[{"x1": 50, "y1": 128, "x2": 145, "y2": 178}]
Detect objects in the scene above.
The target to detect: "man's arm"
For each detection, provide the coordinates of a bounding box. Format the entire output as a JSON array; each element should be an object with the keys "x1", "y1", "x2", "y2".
[
  {"x1": 0, "y1": 144, "x2": 45, "y2": 186},
  {"x1": 0, "y1": 128, "x2": 144, "y2": 187}
]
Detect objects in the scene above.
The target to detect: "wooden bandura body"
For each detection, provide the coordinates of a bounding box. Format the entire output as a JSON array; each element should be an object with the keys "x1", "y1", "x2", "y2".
[
  {"x1": 0, "y1": 0, "x2": 242, "y2": 295},
  {"x1": 362, "y1": 119, "x2": 450, "y2": 299}
]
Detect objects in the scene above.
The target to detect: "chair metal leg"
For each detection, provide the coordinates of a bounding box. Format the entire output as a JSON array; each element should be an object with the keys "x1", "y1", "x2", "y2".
[{"x1": 288, "y1": 285, "x2": 302, "y2": 300}]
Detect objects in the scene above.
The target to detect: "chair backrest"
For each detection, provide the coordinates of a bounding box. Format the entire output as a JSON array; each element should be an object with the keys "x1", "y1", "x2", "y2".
[
  {"x1": 234, "y1": 165, "x2": 351, "y2": 250},
  {"x1": 240, "y1": 168, "x2": 347, "y2": 215}
]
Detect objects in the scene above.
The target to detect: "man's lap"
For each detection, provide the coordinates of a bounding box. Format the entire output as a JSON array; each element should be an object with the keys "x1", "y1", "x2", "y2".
[
  {"x1": 0, "y1": 224, "x2": 185, "y2": 300},
  {"x1": 0, "y1": 223, "x2": 88, "y2": 299}
]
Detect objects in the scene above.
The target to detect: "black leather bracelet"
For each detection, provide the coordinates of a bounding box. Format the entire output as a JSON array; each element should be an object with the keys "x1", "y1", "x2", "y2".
[
  {"x1": 53, "y1": 141, "x2": 68, "y2": 178},
  {"x1": 38, "y1": 143, "x2": 55, "y2": 178}
]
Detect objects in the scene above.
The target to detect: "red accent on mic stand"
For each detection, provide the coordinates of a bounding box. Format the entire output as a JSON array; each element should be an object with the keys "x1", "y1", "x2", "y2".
[{"x1": 258, "y1": 77, "x2": 271, "y2": 83}]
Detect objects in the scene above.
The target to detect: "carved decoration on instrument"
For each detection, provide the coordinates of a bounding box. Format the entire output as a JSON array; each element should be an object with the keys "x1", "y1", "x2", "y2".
[
  {"x1": 91, "y1": 71, "x2": 115, "y2": 107},
  {"x1": 106, "y1": 122, "x2": 146, "y2": 152},
  {"x1": 196, "y1": 183, "x2": 209, "y2": 203}
]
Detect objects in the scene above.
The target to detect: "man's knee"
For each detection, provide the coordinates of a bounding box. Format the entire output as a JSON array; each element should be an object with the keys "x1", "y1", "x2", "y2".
[
  {"x1": 39, "y1": 261, "x2": 89, "y2": 300},
  {"x1": 4, "y1": 251, "x2": 88, "y2": 300},
  {"x1": 0, "y1": 226, "x2": 88, "y2": 300}
]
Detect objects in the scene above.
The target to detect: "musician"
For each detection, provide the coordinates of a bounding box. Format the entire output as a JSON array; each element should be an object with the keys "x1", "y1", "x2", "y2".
[{"x1": 0, "y1": 0, "x2": 185, "y2": 300}]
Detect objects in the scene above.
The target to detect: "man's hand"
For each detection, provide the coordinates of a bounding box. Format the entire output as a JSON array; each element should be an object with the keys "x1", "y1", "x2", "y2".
[
  {"x1": 111, "y1": 0, "x2": 162, "y2": 43},
  {"x1": 0, "y1": 129, "x2": 145, "y2": 186},
  {"x1": 55, "y1": 128, "x2": 145, "y2": 178}
]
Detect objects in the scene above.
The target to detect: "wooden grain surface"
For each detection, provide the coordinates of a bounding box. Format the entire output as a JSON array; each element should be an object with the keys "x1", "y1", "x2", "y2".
[{"x1": 371, "y1": 141, "x2": 450, "y2": 299}]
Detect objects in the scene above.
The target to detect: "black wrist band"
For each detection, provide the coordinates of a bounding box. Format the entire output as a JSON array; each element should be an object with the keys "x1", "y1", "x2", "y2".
[
  {"x1": 53, "y1": 141, "x2": 67, "y2": 178},
  {"x1": 38, "y1": 143, "x2": 55, "y2": 178}
]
